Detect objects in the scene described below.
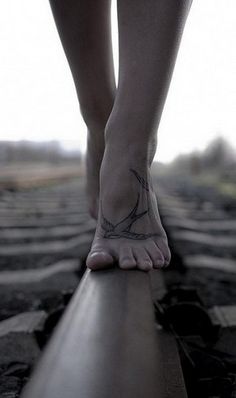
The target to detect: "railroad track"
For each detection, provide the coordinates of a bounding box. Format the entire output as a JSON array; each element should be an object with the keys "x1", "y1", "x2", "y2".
[{"x1": 0, "y1": 174, "x2": 235, "y2": 397}]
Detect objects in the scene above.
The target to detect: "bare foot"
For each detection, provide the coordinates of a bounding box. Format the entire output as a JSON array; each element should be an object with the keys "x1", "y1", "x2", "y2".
[
  {"x1": 85, "y1": 130, "x2": 105, "y2": 219},
  {"x1": 86, "y1": 144, "x2": 171, "y2": 271}
]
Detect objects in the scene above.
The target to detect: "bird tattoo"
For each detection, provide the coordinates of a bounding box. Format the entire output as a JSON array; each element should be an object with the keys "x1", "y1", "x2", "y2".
[{"x1": 101, "y1": 169, "x2": 161, "y2": 240}]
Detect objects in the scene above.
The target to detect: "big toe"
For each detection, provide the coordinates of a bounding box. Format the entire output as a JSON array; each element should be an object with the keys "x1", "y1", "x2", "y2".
[{"x1": 86, "y1": 250, "x2": 114, "y2": 270}]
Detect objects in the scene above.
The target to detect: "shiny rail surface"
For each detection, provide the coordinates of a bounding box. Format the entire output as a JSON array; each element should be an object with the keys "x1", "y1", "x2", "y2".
[{"x1": 21, "y1": 268, "x2": 187, "y2": 398}]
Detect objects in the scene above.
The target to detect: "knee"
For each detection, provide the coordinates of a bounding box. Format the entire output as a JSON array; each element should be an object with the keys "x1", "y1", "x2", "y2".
[{"x1": 79, "y1": 98, "x2": 112, "y2": 132}]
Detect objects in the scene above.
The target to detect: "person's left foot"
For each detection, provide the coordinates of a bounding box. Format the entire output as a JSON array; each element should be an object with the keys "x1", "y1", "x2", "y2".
[{"x1": 85, "y1": 130, "x2": 105, "y2": 219}]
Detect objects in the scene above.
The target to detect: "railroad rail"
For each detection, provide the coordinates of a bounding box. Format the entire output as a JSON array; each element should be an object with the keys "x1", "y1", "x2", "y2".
[{"x1": 21, "y1": 268, "x2": 187, "y2": 398}]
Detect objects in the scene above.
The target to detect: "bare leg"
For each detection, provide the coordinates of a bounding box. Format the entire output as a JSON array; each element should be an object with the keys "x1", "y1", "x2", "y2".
[
  {"x1": 86, "y1": 0, "x2": 193, "y2": 270},
  {"x1": 48, "y1": 0, "x2": 116, "y2": 218}
]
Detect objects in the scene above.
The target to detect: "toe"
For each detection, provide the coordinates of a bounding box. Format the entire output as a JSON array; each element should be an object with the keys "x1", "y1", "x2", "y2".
[
  {"x1": 154, "y1": 239, "x2": 171, "y2": 267},
  {"x1": 133, "y1": 247, "x2": 153, "y2": 272},
  {"x1": 86, "y1": 250, "x2": 114, "y2": 270},
  {"x1": 145, "y1": 241, "x2": 165, "y2": 268},
  {"x1": 119, "y1": 247, "x2": 136, "y2": 269}
]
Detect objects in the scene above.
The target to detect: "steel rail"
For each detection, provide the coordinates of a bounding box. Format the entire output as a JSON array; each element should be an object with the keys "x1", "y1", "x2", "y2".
[{"x1": 21, "y1": 268, "x2": 187, "y2": 398}]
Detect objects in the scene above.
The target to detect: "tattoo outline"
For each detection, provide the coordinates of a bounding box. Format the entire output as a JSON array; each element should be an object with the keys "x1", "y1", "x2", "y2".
[{"x1": 101, "y1": 169, "x2": 161, "y2": 240}]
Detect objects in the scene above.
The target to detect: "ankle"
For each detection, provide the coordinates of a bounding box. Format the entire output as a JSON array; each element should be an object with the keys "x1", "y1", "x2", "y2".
[
  {"x1": 104, "y1": 137, "x2": 150, "y2": 166},
  {"x1": 99, "y1": 154, "x2": 152, "y2": 203}
]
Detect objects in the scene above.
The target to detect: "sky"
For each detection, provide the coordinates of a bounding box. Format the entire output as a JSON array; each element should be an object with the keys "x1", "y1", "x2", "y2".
[{"x1": 0, "y1": 0, "x2": 236, "y2": 163}]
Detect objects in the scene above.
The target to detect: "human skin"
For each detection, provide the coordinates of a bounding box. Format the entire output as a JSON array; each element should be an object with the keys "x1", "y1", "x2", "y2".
[{"x1": 48, "y1": 0, "x2": 193, "y2": 271}]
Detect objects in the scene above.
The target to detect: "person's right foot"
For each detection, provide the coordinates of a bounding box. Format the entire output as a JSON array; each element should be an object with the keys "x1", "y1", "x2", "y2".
[{"x1": 86, "y1": 142, "x2": 171, "y2": 271}]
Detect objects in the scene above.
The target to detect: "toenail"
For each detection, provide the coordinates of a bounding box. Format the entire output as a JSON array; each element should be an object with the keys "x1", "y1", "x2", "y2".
[
  {"x1": 120, "y1": 262, "x2": 136, "y2": 269},
  {"x1": 152, "y1": 257, "x2": 164, "y2": 267},
  {"x1": 140, "y1": 262, "x2": 152, "y2": 270},
  {"x1": 121, "y1": 260, "x2": 135, "y2": 265},
  {"x1": 90, "y1": 251, "x2": 105, "y2": 257}
]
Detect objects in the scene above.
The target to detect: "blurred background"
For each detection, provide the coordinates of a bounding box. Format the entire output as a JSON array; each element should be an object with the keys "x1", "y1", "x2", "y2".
[
  {"x1": 0, "y1": 0, "x2": 236, "y2": 162},
  {"x1": 0, "y1": 1, "x2": 236, "y2": 397},
  {"x1": 0, "y1": 0, "x2": 235, "y2": 195}
]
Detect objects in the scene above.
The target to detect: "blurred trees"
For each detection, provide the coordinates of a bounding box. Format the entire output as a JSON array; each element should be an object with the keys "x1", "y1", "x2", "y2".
[
  {"x1": 168, "y1": 137, "x2": 236, "y2": 180},
  {"x1": 203, "y1": 137, "x2": 235, "y2": 171},
  {"x1": 0, "y1": 141, "x2": 82, "y2": 165}
]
